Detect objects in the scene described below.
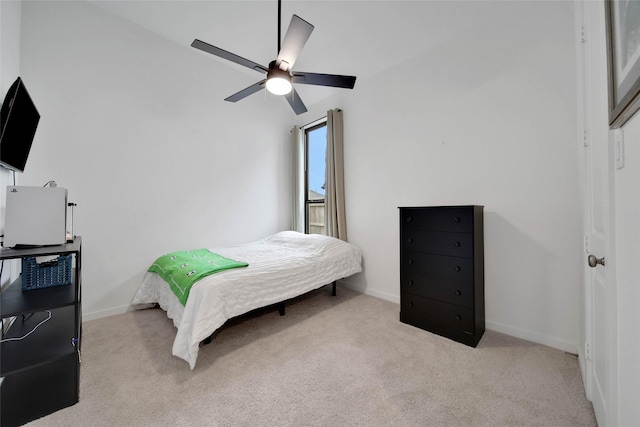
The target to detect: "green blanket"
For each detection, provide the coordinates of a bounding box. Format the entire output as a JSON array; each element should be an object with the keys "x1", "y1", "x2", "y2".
[{"x1": 148, "y1": 249, "x2": 248, "y2": 305}]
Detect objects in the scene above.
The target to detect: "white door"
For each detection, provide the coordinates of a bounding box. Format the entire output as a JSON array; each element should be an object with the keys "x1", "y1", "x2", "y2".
[{"x1": 578, "y1": 2, "x2": 616, "y2": 425}]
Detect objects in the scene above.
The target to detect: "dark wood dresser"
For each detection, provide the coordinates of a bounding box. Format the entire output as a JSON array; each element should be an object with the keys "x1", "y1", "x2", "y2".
[{"x1": 399, "y1": 206, "x2": 484, "y2": 347}]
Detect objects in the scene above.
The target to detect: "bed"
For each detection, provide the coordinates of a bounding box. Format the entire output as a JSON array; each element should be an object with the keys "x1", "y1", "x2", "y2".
[{"x1": 132, "y1": 231, "x2": 362, "y2": 368}]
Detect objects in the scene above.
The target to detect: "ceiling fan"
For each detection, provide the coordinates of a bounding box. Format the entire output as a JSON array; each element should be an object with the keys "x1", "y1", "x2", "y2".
[{"x1": 191, "y1": 0, "x2": 357, "y2": 115}]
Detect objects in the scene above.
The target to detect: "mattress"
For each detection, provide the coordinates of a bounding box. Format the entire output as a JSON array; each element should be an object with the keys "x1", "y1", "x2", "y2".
[{"x1": 132, "y1": 231, "x2": 363, "y2": 368}]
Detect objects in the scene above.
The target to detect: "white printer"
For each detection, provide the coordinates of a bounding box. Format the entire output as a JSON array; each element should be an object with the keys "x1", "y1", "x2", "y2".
[{"x1": 4, "y1": 186, "x2": 68, "y2": 247}]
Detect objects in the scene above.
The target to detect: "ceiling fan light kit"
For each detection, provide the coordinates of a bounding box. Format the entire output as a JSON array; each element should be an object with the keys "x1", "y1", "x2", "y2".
[
  {"x1": 191, "y1": 0, "x2": 356, "y2": 114},
  {"x1": 266, "y1": 67, "x2": 293, "y2": 95}
]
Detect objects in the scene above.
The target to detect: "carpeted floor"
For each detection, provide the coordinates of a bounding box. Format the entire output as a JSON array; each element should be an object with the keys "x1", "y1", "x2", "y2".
[{"x1": 26, "y1": 286, "x2": 596, "y2": 426}]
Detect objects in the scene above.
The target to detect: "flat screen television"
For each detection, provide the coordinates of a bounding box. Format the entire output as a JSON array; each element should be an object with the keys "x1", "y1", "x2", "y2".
[{"x1": 0, "y1": 77, "x2": 40, "y2": 173}]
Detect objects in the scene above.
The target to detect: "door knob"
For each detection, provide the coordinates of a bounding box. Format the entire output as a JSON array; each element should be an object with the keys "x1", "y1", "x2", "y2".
[{"x1": 588, "y1": 254, "x2": 605, "y2": 268}]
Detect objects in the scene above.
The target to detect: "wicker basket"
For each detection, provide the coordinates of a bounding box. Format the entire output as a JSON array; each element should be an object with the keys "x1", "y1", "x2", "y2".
[{"x1": 21, "y1": 255, "x2": 72, "y2": 291}]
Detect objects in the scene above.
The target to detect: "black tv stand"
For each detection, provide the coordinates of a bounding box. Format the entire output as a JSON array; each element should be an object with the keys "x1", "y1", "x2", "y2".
[{"x1": 0, "y1": 237, "x2": 82, "y2": 426}]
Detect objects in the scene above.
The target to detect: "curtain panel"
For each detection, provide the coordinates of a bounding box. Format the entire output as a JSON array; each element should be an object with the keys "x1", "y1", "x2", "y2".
[
  {"x1": 325, "y1": 109, "x2": 348, "y2": 241},
  {"x1": 290, "y1": 125, "x2": 305, "y2": 233}
]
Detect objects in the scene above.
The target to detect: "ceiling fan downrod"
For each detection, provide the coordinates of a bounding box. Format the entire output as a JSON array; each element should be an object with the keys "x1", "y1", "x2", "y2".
[{"x1": 277, "y1": 0, "x2": 282, "y2": 55}]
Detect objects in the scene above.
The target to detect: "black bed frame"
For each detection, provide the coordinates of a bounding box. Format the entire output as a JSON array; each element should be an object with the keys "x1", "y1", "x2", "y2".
[{"x1": 201, "y1": 281, "x2": 337, "y2": 346}]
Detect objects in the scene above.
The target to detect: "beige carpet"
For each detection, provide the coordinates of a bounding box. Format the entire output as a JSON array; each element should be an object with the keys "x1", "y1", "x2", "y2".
[{"x1": 27, "y1": 287, "x2": 596, "y2": 426}]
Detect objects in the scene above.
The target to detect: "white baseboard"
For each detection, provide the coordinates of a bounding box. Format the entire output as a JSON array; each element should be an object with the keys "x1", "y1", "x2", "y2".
[
  {"x1": 485, "y1": 319, "x2": 579, "y2": 354},
  {"x1": 82, "y1": 285, "x2": 579, "y2": 359},
  {"x1": 83, "y1": 304, "x2": 133, "y2": 322},
  {"x1": 338, "y1": 279, "x2": 399, "y2": 304},
  {"x1": 340, "y1": 281, "x2": 579, "y2": 355}
]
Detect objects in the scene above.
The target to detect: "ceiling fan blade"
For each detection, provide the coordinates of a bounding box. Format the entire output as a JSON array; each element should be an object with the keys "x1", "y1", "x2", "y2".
[
  {"x1": 284, "y1": 88, "x2": 307, "y2": 115},
  {"x1": 191, "y1": 39, "x2": 269, "y2": 74},
  {"x1": 292, "y1": 72, "x2": 357, "y2": 89},
  {"x1": 276, "y1": 15, "x2": 314, "y2": 71},
  {"x1": 225, "y1": 80, "x2": 267, "y2": 103}
]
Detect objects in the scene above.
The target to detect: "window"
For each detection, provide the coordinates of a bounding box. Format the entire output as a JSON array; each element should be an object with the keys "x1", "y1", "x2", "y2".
[
  {"x1": 292, "y1": 109, "x2": 345, "y2": 239},
  {"x1": 305, "y1": 121, "x2": 327, "y2": 235}
]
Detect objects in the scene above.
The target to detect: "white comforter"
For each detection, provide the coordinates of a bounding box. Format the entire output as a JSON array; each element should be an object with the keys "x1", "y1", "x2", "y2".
[{"x1": 132, "y1": 231, "x2": 362, "y2": 368}]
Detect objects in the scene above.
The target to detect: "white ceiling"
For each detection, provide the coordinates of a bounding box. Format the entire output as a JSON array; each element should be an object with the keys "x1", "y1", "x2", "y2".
[{"x1": 86, "y1": 0, "x2": 496, "y2": 108}]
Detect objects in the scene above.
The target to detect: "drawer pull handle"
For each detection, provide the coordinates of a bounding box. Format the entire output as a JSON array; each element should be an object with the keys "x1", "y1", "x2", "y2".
[
  {"x1": 408, "y1": 280, "x2": 414, "y2": 286},
  {"x1": 455, "y1": 266, "x2": 461, "y2": 272},
  {"x1": 454, "y1": 241, "x2": 461, "y2": 247},
  {"x1": 409, "y1": 302, "x2": 414, "y2": 308},
  {"x1": 455, "y1": 290, "x2": 462, "y2": 296},
  {"x1": 407, "y1": 238, "x2": 413, "y2": 244},
  {"x1": 408, "y1": 259, "x2": 414, "y2": 265},
  {"x1": 455, "y1": 315, "x2": 462, "y2": 321},
  {"x1": 406, "y1": 216, "x2": 413, "y2": 222},
  {"x1": 453, "y1": 217, "x2": 461, "y2": 223}
]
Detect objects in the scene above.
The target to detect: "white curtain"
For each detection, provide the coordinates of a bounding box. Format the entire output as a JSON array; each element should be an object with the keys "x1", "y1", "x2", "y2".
[
  {"x1": 290, "y1": 125, "x2": 305, "y2": 232},
  {"x1": 325, "y1": 109, "x2": 348, "y2": 241}
]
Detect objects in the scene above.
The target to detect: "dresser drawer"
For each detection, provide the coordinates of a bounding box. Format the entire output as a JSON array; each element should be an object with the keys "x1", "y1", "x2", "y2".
[
  {"x1": 402, "y1": 251, "x2": 473, "y2": 283},
  {"x1": 401, "y1": 230, "x2": 473, "y2": 258},
  {"x1": 400, "y1": 273, "x2": 473, "y2": 308},
  {"x1": 400, "y1": 293, "x2": 475, "y2": 334},
  {"x1": 401, "y1": 207, "x2": 473, "y2": 233}
]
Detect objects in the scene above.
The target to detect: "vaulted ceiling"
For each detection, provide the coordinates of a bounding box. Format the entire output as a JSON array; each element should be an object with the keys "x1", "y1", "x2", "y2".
[{"x1": 87, "y1": 0, "x2": 497, "y2": 108}]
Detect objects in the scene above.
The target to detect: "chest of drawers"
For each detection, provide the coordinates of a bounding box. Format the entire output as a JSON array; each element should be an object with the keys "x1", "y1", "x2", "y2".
[{"x1": 399, "y1": 206, "x2": 484, "y2": 346}]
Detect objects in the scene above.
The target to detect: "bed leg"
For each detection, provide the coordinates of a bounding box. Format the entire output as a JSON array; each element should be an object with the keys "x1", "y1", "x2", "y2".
[
  {"x1": 279, "y1": 301, "x2": 285, "y2": 316},
  {"x1": 332, "y1": 281, "x2": 337, "y2": 296}
]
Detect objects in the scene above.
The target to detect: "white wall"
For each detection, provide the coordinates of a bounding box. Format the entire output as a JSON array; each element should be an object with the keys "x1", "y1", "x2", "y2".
[
  {"x1": 0, "y1": 0, "x2": 22, "y2": 288},
  {"x1": 19, "y1": 1, "x2": 292, "y2": 319},
  {"x1": 303, "y1": 1, "x2": 581, "y2": 352},
  {"x1": 18, "y1": 1, "x2": 582, "y2": 354}
]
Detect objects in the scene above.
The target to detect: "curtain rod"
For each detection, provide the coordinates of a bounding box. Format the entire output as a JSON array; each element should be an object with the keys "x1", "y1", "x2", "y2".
[
  {"x1": 300, "y1": 109, "x2": 341, "y2": 129},
  {"x1": 301, "y1": 117, "x2": 325, "y2": 129}
]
